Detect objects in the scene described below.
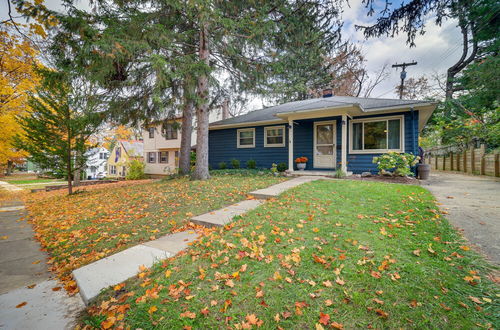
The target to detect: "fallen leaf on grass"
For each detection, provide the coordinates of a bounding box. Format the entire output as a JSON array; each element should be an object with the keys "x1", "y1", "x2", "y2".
[
  {"x1": 331, "y1": 322, "x2": 344, "y2": 329},
  {"x1": 148, "y1": 305, "x2": 158, "y2": 314},
  {"x1": 375, "y1": 309, "x2": 388, "y2": 318},
  {"x1": 413, "y1": 249, "x2": 420, "y2": 256},
  {"x1": 319, "y1": 312, "x2": 330, "y2": 325},
  {"x1": 180, "y1": 311, "x2": 196, "y2": 319}
]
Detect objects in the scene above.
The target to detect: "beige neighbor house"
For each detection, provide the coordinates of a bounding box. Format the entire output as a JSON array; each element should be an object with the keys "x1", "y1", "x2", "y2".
[
  {"x1": 143, "y1": 118, "x2": 182, "y2": 177},
  {"x1": 107, "y1": 140, "x2": 144, "y2": 178}
]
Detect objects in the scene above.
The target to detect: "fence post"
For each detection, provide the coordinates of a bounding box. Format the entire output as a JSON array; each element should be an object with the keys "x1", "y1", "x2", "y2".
[
  {"x1": 463, "y1": 150, "x2": 467, "y2": 173},
  {"x1": 435, "y1": 155, "x2": 438, "y2": 170},
  {"x1": 470, "y1": 145, "x2": 475, "y2": 174},
  {"x1": 495, "y1": 153, "x2": 499, "y2": 177},
  {"x1": 480, "y1": 145, "x2": 486, "y2": 175},
  {"x1": 450, "y1": 153, "x2": 454, "y2": 171}
]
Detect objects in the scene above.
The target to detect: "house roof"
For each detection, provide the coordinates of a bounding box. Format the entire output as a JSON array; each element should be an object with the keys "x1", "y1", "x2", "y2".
[
  {"x1": 120, "y1": 140, "x2": 144, "y2": 157},
  {"x1": 210, "y1": 96, "x2": 434, "y2": 128}
]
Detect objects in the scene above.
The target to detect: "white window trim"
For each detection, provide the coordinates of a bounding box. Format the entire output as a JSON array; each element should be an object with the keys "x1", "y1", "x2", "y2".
[
  {"x1": 349, "y1": 115, "x2": 405, "y2": 154},
  {"x1": 264, "y1": 125, "x2": 286, "y2": 147},
  {"x1": 237, "y1": 128, "x2": 255, "y2": 148}
]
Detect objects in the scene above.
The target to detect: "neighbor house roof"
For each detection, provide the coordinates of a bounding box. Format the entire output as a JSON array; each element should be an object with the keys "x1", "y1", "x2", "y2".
[
  {"x1": 120, "y1": 140, "x2": 144, "y2": 157},
  {"x1": 210, "y1": 96, "x2": 435, "y2": 130}
]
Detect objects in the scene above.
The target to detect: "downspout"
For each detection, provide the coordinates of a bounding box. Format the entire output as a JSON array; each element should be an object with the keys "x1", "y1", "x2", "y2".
[{"x1": 410, "y1": 107, "x2": 417, "y2": 175}]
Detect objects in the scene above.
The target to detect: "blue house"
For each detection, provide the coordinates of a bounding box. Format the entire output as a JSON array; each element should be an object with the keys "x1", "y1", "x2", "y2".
[{"x1": 208, "y1": 94, "x2": 437, "y2": 174}]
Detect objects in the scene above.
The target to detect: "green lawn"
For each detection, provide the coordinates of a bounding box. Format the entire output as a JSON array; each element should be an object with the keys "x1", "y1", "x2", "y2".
[
  {"x1": 81, "y1": 180, "x2": 498, "y2": 329},
  {"x1": 23, "y1": 171, "x2": 286, "y2": 293}
]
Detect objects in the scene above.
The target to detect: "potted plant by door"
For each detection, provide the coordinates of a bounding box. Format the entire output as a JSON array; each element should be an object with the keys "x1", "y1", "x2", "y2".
[{"x1": 295, "y1": 157, "x2": 308, "y2": 170}]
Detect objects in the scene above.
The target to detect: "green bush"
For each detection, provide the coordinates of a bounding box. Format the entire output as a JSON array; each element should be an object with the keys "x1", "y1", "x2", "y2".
[
  {"x1": 372, "y1": 152, "x2": 419, "y2": 177},
  {"x1": 231, "y1": 159, "x2": 240, "y2": 169},
  {"x1": 218, "y1": 162, "x2": 227, "y2": 169},
  {"x1": 246, "y1": 159, "x2": 257, "y2": 169},
  {"x1": 277, "y1": 162, "x2": 287, "y2": 172},
  {"x1": 126, "y1": 159, "x2": 146, "y2": 180},
  {"x1": 190, "y1": 151, "x2": 196, "y2": 167}
]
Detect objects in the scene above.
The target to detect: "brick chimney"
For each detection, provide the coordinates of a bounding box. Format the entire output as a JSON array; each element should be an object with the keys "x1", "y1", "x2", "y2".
[
  {"x1": 322, "y1": 87, "x2": 333, "y2": 98},
  {"x1": 222, "y1": 98, "x2": 230, "y2": 120}
]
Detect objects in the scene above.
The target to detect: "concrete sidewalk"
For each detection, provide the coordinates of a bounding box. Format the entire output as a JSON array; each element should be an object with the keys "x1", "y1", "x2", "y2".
[
  {"x1": 422, "y1": 171, "x2": 500, "y2": 265},
  {"x1": 0, "y1": 198, "x2": 84, "y2": 329},
  {"x1": 0, "y1": 181, "x2": 23, "y2": 192}
]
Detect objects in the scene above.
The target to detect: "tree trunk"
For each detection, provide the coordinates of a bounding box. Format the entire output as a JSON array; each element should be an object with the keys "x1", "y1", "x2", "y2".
[
  {"x1": 179, "y1": 77, "x2": 195, "y2": 175},
  {"x1": 6, "y1": 160, "x2": 13, "y2": 176},
  {"x1": 192, "y1": 22, "x2": 210, "y2": 181},
  {"x1": 67, "y1": 149, "x2": 73, "y2": 195},
  {"x1": 222, "y1": 98, "x2": 230, "y2": 120}
]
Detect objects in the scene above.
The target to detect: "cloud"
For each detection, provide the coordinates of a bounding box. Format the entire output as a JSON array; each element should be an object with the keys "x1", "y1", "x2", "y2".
[{"x1": 342, "y1": 0, "x2": 463, "y2": 98}]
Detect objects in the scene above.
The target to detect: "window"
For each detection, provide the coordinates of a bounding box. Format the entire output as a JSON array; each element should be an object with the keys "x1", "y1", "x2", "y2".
[
  {"x1": 163, "y1": 123, "x2": 178, "y2": 140},
  {"x1": 148, "y1": 127, "x2": 155, "y2": 139},
  {"x1": 109, "y1": 165, "x2": 116, "y2": 175},
  {"x1": 175, "y1": 151, "x2": 179, "y2": 166},
  {"x1": 147, "y1": 152, "x2": 156, "y2": 163},
  {"x1": 158, "y1": 151, "x2": 168, "y2": 163},
  {"x1": 237, "y1": 128, "x2": 255, "y2": 148},
  {"x1": 264, "y1": 126, "x2": 285, "y2": 147},
  {"x1": 349, "y1": 116, "x2": 404, "y2": 153}
]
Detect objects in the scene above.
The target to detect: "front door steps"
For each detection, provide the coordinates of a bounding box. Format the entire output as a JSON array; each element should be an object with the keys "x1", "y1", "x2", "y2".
[{"x1": 72, "y1": 176, "x2": 322, "y2": 304}]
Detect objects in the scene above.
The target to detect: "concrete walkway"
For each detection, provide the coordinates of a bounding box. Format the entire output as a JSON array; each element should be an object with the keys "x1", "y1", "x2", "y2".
[
  {"x1": 422, "y1": 171, "x2": 500, "y2": 265},
  {"x1": 0, "y1": 198, "x2": 84, "y2": 329},
  {"x1": 0, "y1": 180, "x2": 23, "y2": 192},
  {"x1": 249, "y1": 176, "x2": 320, "y2": 199},
  {"x1": 73, "y1": 231, "x2": 198, "y2": 304}
]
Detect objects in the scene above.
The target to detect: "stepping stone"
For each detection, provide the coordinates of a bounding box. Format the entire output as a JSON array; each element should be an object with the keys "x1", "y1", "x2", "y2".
[
  {"x1": 73, "y1": 245, "x2": 169, "y2": 304},
  {"x1": 249, "y1": 176, "x2": 321, "y2": 199},
  {"x1": 143, "y1": 231, "x2": 198, "y2": 254},
  {"x1": 73, "y1": 230, "x2": 199, "y2": 304},
  {"x1": 191, "y1": 199, "x2": 263, "y2": 227}
]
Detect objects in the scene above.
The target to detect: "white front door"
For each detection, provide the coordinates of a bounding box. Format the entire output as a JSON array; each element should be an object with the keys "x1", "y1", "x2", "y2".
[{"x1": 314, "y1": 121, "x2": 336, "y2": 168}]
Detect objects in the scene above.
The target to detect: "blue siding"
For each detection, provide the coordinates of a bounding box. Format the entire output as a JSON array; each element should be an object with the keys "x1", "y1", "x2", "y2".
[
  {"x1": 208, "y1": 124, "x2": 288, "y2": 169},
  {"x1": 208, "y1": 110, "x2": 420, "y2": 173}
]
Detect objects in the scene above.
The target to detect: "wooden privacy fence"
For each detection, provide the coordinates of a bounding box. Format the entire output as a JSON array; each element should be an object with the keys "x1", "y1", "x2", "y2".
[{"x1": 424, "y1": 144, "x2": 499, "y2": 177}]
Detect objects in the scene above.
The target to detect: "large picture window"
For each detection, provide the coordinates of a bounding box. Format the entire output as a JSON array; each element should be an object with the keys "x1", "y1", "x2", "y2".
[
  {"x1": 349, "y1": 116, "x2": 404, "y2": 153},
  {"x1": 237, "y1": 128, "x2": 255, "y2": 148},
  {"x1": 264, "y1": 126, "x2": 285, "y2": 147}
]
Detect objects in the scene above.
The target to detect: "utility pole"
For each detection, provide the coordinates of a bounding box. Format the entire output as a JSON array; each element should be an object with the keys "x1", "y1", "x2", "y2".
[{"x1": 392, "y1": 61, "x2": 417, "y2": 99}]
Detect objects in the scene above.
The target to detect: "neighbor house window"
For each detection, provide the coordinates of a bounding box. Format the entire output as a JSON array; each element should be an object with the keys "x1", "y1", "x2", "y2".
[
  {"x1": 237, "y1": 128, "x2": 255, "y2": 148},
  {"x1": 264, "y1": 126, "x2": 285, "y2": 147},
  {"x1": 175, "y1": 151, "x2": 179, "y2": 166},
  {"x1": 109, "y1": 165, "x2": 116, "y2": 174},
  {"x1": 147, "y1": 152, "x2": 156, "y2": 163},
  {"x1": 158, "y1": 151, "x2": 168, "y2": 163},
  {"x1": 163, "y1": 123, "x2": 178, "y2": 140},
  {"x1": 349, "y1": 115, "x2": 404, "y2": 153},
  {"x1": 148, "y1": 127, "x2": 155, "y2": 139}
]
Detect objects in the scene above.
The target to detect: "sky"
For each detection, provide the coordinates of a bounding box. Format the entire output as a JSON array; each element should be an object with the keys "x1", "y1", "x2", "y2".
[{"x1": 1, "y1": 0, "x2": 464, "y2": 109}]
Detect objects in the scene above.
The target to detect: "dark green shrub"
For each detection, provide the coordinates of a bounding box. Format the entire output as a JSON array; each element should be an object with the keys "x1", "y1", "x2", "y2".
[
  {"x1": 277, "y1": 162, "x2": 287, "y2": 172},
  {"x1": 218, "y1": 162, "x2": 227, "y2": 169},
  {"x1": 246, "y1": 159, "x2": 257, "y2": 169},
  {"x1": 231, "y1": 159, "x2": 240, "y2": 169}
]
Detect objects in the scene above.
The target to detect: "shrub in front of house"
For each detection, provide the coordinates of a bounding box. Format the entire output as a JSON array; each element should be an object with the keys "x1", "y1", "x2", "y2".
[
  {"x1": 126, "y1": 159, "x2": 146, "y2": 180},
  {"x1": 373, "y1": 152, "x2": 419, "y2": 176},
  {"x1": 277, "y1": 162, "x2": 287, "y2": 172},
  {"x1": 246, "y1": 159, "x2": 257, "y2": 169},
  {"x1": 218, "y1": 162, "x2": 227, "y2": 169},
  {"x1": 231, "y1": 159, "x2": 240, "y2": 169}
]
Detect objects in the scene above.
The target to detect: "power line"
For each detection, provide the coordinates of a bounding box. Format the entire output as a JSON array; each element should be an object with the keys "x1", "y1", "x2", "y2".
[{"x1": 392, "y1": 61, "x2": 418, "y2": 99}]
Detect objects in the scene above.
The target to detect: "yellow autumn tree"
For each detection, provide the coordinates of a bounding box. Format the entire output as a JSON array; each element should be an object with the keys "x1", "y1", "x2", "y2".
[{"x1": 0, "y1": 23, "x2": 42, "y2": 174}]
